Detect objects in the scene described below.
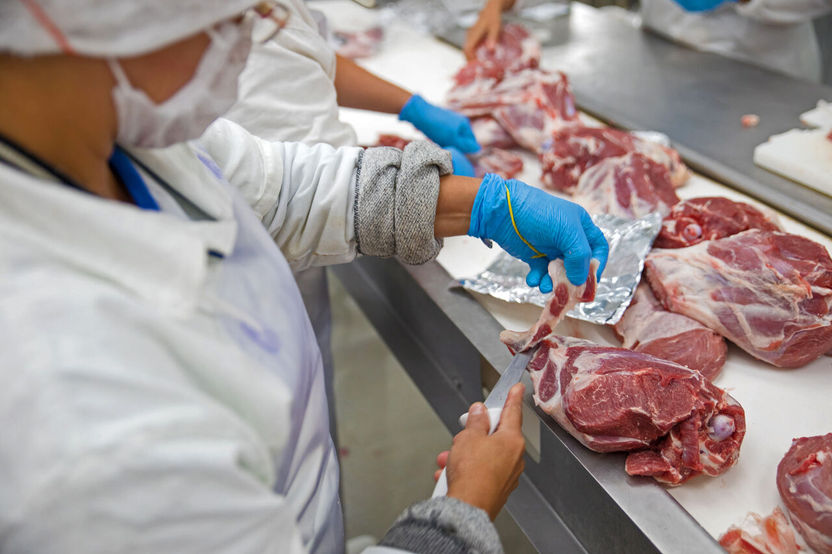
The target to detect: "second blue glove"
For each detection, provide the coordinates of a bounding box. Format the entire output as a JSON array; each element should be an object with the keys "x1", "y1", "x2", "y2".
[
  {"x1": 468, "y1": 174, "x2": 609, "y2": 292},
  {"x1": 672, "y1": 0, "x2": 732, "y2": 11},
  {"x1": 400, "y1": 95, "x2": 481, "y2": 154}
]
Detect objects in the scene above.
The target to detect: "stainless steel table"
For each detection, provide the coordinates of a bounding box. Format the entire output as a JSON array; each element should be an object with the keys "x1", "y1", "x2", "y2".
[{"x1": 336, "y1": 4, "x2": 831, "y2": 552}]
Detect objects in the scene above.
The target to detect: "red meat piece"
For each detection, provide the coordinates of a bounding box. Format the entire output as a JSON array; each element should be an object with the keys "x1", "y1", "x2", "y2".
[
  {"x1": 646, "y1": 229, "x2": 832, "y2": 368},
  {"x1": 719, "y1": 508, "x2": 800, "y2": 554}
]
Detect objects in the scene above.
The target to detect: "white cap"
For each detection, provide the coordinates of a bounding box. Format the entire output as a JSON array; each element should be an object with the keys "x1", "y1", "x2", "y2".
[{"x1": 0, "y1": 0, "x2": 259, "y2": 57}]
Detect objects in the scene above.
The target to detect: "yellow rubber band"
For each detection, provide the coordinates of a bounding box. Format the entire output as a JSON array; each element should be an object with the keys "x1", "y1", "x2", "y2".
[{"x1": 505, "y1": 185, "x2": 546, "y2": 259}]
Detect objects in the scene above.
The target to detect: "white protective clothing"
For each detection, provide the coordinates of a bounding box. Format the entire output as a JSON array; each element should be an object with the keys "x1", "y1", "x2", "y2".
[
  {"x1": 641, "y1": 0, "x2": 832, "y2": 82},
  {"x1": 110, "y1": 19, "x2": 253, "y2": 148},
  {"x1": 224, "y1": 0, "x2": 358, "y2": 445},
  {"x1": 0, "y1": 0, "x2": 257, "y2": 57},
  {"x1": 0, "y1": 120, "x2": 365, "y2": 553},
  {"x1": 224, "y1": 0, "x2": 357, "y2": 148}
]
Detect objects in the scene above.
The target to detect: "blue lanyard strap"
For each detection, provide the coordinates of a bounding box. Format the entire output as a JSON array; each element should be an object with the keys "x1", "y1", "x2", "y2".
[{"x1": 109, "y1": 147, "x2": 159, "y2": 212}]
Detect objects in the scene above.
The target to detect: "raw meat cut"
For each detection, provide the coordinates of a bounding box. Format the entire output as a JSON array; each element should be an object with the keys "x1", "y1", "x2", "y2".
[
  {"x1": 539, "y1": 126, "x2": 689, "y2": 194},
  {"x1": 375, "y1": 134, "x2": 411, "y2": 150},
  {"x1": 645, "y1": 229, "x2": 832, "y2": 368},
  {"x1": 333, "y1": 27, "x2": 384, "y2": 59},
  {"x1": 471, "y1": 148, "x2": 524, "y2": 179},
  {"x1": 613, "y1": 283, "x2": 727, "y2": 381},
  {"x1": 500, "y1": 261, "x2": 744, "y2": 485},
  {"x1": 741, "y1": 114, "x2": 761, "y2": 128},
  {"x1": 655, "y1": 196, "x2": 782, "y2": 249},
  {"x1": 471, "y1": 116, "x2": 517, "y2": 149},
  {"x1": 468, "y1": 22, "x2": 540, "y2": 77},
  {"x1": 572, "y1": 153, "x2": 680, "y2": 219},
  {"x1": 777, "y1": 434, "x2": 832, "y2": 553},
  {"x1": 448, "y1": 69, "x2": 578, "y2": 149},
  {"x1": 500, "y1": 259, "x2": 598, "y2": 353},
  {"x1": 523, "y1": 335, "x2": 745, "y2": 485},
  {"x1": 719, "y1": 508, "x2": 800, "y2": 554}
]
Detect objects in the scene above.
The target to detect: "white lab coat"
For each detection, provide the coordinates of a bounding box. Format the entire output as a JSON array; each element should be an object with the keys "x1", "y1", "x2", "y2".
[
  {"x1": 641, "y1": 0, "x2": 832, "y2": 82},
  {"x1": 225, "y1": 0, "x2": 356, "y2": 148},
  {"x1": 0, "y1": 121, "x2": 364, "y2": 553}
]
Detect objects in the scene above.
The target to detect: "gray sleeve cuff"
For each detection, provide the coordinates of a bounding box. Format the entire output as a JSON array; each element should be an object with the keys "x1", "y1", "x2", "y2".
[
  {"x1": 354, "y1": 141, "x2": 453, "y2": 265},
  {"x1": 379, "y1": 497, "x2": 503, "y2": 554}
]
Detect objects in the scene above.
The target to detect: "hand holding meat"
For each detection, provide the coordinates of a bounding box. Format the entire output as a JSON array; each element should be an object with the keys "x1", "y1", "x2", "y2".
[
  {"x1": 444, "y1": 383, "x2": 526, "y2": 520},
  {"x1": 463, "y1": 0, "x2": 514, "y2": 60},
  {"x1": 468, "y1": 174, "x2": 609, "y2": 291},
  {"x1": 399, "y1": 95, "x2": 481, "y2": 153}
]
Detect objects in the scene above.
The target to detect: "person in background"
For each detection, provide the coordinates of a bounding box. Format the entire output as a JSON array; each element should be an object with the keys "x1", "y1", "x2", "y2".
[
  {"x1": 468, "y1": 0, "x2": 832, "y2": 82},
  {"x1": 0, "y1": 1, "x2": 607, "y2": 553},
  {"x1": 224, "y1": 0, "x2": 480, "y2": 450}
]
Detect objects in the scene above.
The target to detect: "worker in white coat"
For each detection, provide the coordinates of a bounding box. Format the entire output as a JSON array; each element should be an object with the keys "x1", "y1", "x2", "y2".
[
  {"x1": 0, "y1": 1, "x2": 608, "y2": 553},
  {"x1": 224, "y1": 0, "x2": 482, "y2": 447},
  {"x1": 469, "y1": 0, "x2": 832, "y2": 82}
]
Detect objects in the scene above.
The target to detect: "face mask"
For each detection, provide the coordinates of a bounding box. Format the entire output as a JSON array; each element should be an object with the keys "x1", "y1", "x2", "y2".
[{"x1": 109, "y1": 18, "x2": 253, "y2": 148}]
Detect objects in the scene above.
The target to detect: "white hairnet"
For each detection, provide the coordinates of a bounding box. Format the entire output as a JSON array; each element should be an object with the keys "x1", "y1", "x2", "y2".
[{"x1": 0, "y1": 0, "x2": 259, "y2": 57}]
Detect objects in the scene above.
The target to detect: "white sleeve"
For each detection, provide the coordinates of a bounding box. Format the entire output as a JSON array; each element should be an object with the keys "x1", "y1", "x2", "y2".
[
  {"x1": 201, "y1": 117, "x2": 362, "y2": 271},
  {"x1": 736, "y1": 0, "x2": 832, "y2": 24}
]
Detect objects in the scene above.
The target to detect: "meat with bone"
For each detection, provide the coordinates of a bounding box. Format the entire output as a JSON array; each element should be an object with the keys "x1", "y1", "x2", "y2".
[
  {"x1": 572, "y1": 152, "x2": 680, "y2": 219},
  {"x1": 539, "y1": 126, "x2": 689, "y2": 194},
  {"x1": 470, "y1": 148, "x2": 524, "y2": 179},
  {"x1": 375, "y1": 134, "x2": 411, "y2": 150},
  {"x1": 645, "y1": 229, "x2": 832, "y2": 368},
  {"x1": 719, "y1": 508, "x2": 800, "y2": 554},
  {"x1": 500, "y1": 260, "x2": 744, "y2": 485},
  {"x1": 655, "y1": 196, "x2": 782, "y2": 249},
  {"x1": 471, "y1": 116, "x2": 517, "y2": 149},
  {"x1": 777, "y1": 434, "x2": 832, "y2": 553},
  {"x1": 613, "y1": 283, "x2": 727, "y2": 381}
]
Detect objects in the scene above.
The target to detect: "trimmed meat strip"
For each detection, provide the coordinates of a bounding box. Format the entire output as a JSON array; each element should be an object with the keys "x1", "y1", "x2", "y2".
[
  {"x1": 572, "y1": 152, "x2": 680, "y2": 219},
  {"x1": 719, "y1": 508, "x2": 800, "y2": 554},
  {"x1": 540, "y1": 126, "x2": 689, "y2": 194},
  {"x1": 614, "y1": 283, "x2": 727, "y2": 381},
  {"x1": 500, "y1": 259, "x2": 598, "y2": 353},
  {"x1": 646, "y1": 229, "x2": 832, "y2": 368},
  {"x1": 777, "y1": 434, "x2": 832, "y2": 553},
  {"x1": 655, "y1": 196, "x2": 782, "y2": 249}
]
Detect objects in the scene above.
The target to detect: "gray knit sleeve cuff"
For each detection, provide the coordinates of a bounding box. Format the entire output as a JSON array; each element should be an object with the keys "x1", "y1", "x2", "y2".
[
  {"x1": 379, "y1": 497, "x2": 503, "y2": 554},
  {"x1": 354, "y1": 141, "x2": 453, "y2": 265}
]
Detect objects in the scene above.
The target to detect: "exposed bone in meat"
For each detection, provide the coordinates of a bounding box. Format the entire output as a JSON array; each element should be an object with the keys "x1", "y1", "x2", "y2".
[
  {"x1": 645, "y1": 229, "x2": 832, "y2": 368},
  {"x1": 777, "y1": 434, "x2": 832, "y2": 553},
  {"x1": 719, "y1": 508, "x2": 800, "y2": 554},
  {"x1": 614, "y1": 283, "x2": 727, "y2": 381},
  {"x1": 540, "y1": 126, "x2": 688, "y2": 194},
  {"x1": 572, "y1": 153, "x2": 680, "y2": 219},
  {"x1": 655, "y1": 196, "x2": 782, "y2": 249}
]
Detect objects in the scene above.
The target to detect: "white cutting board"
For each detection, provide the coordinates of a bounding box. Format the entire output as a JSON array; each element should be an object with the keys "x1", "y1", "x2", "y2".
[{"x1": 754, "y1": 128, "x2": 832, "y2": 197}]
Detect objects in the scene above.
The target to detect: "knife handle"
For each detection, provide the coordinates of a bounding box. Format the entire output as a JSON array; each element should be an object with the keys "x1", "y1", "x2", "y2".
[{"x1": 431, "y1": 408, "x2": 503, "y2": 498}]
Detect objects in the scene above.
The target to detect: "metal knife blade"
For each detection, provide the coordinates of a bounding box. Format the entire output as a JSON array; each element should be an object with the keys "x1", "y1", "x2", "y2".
[{"x1": 483, "y1": 350, "x2": 532, "y2": 410}]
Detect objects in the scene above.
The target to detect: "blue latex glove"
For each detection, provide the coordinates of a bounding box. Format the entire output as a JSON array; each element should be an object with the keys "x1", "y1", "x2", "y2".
[
  {"x1": 672, "y1": 0, "x2": 731, "y2": 11},
  {"x1": 399, "y1": 95, "x2": 481, "y2": 154},
  {"x1": 447, "y1": 147, "x2": 476, "y2": 177},
  {"x1": 468, "y1": 174, "x2": 609, "y2": 292}
]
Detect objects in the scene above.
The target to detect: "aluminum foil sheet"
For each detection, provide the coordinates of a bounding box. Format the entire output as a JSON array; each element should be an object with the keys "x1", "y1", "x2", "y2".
[{"x1": 458, "y1": 212, "x2": 662, "y2": 325}]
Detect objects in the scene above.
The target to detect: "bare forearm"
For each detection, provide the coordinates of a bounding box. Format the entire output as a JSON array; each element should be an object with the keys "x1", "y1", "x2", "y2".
[
  {"x1": 334, "y1": 54, "x2": 412, "y2": 113},
  {"x1": 435, "y1": 175, "x2": 481, "y2": 238}
]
